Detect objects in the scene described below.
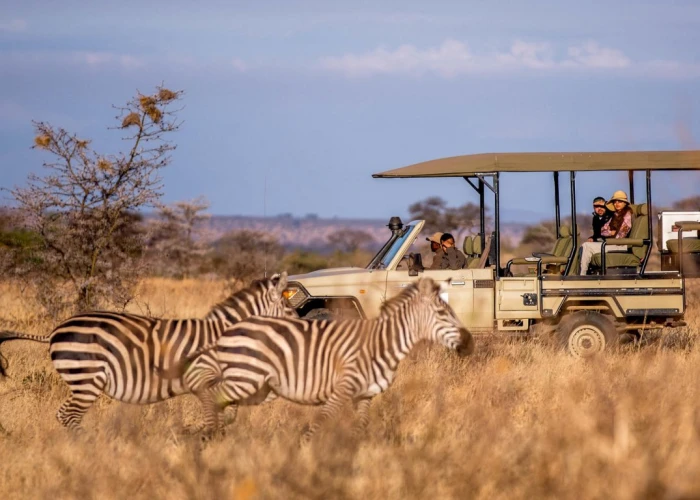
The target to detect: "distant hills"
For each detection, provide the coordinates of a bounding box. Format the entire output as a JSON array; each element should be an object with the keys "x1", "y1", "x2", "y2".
[{"x1": 202, "y1": 214, "x2": 527, "y2": 251}]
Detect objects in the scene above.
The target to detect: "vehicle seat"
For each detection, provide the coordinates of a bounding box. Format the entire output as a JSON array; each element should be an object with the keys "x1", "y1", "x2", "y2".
[
  {"x1": 508, "y1": 225, "x2": 575, "y2": 275},
  {"x1": 468, "y1": 234, "x2": 483, "y2": 268},
  {"x1": 590, "y1": 203, "x2": 648, "y2": 271},
  {"x1": 462, "y1": 235, "x2": 475, "y2": 265}
]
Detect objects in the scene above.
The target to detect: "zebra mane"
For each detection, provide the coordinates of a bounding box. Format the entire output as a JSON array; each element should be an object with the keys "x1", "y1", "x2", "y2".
[
  {"x1": 379, "y1": 280, "x2": 434, "y2": 318},
  {"x1": 209, "y1": 276, "x2": 276, "y2": 313}
]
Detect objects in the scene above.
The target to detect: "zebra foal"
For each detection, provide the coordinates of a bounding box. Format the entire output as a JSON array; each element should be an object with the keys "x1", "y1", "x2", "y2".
[
  {"x1": 0, "y1": 272, "x2": 297, "y2": 430},
  {"x1": 165, "y1": 277, "x2": 475, "y2": 441}
]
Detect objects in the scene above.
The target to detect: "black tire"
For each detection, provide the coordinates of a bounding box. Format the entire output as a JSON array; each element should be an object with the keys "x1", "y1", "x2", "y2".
[
  {"x1": 556, "y1": 311, "x2": 618, "y2": 358},
  {"x1": 304, "y1": 308, "x2": 335, "y2": 320}
]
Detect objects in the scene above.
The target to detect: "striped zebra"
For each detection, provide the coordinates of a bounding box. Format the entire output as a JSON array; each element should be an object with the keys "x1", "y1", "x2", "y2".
[
  {"x1": 163, "y1": 277, "x2": 474, "y2": 440},
  {"x1": 0, "y1": 272, "x2": 297, "y2": 430}
]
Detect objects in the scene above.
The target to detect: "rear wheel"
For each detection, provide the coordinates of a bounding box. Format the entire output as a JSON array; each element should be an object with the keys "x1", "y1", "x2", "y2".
[{"x1": 557, "y1": 311, "x2": 618, "y2": 358}]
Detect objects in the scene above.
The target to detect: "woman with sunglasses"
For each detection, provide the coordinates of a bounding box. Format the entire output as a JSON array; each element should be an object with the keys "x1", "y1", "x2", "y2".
[{"x1": 579, "y1": 191, "x2": 633, "y2": 275}]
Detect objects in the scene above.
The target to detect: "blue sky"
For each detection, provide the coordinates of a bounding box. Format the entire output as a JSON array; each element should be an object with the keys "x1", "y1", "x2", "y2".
[{"x1": 1, "y1": 0, "x2": 699, "y2": 222}]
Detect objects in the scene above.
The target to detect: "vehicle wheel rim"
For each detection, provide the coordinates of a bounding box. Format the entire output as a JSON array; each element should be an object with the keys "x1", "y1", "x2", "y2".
[{"x1": 568, "y1": 325, "x2": 606, "y2": 358}]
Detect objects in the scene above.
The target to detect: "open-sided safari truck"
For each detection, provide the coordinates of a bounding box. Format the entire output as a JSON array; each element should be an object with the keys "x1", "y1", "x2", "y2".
[{"x1": 282, "y1": 151, "x2": 700, "y2": 357}]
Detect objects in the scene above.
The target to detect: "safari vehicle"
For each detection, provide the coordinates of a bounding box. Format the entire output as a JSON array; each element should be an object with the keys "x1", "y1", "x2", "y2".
[{"x1": 282, "y1": 151, "x2": 700, "y2": 357}]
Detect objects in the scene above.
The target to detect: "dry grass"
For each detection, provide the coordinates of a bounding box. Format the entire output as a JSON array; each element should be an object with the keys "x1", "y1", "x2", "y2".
[{"x1": 1, "y1": 278, "x2": 699, "y2": 499}]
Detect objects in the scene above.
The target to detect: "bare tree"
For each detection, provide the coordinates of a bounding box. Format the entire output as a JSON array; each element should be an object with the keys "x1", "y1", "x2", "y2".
[
  {"x1": 673, "y1": 196, "x2": 700, "y2": 211},
  {"x1": 149, "y1": 196, "x2": 211, "y2": 278},
  {"x1": 9, "y1": 85, "x2": 183, "y2": 316}
]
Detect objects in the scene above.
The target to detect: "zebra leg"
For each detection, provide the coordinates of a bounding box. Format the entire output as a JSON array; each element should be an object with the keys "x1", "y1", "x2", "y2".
[
  {"x1": 195, "y1": 389, "x2": 224, "y2": 438},
  {"x1": 302, "y1": 383, "x2": 354, "y2": 443},
  {"x1": 352, "y1": 398, "x2": 372, "y2": 437},
  {"x1": 222, "y1": 404, "x2": 238, "y2": 428},
  {"x1": 56, "y1": 372, "x2": 107, "y2": 431}
]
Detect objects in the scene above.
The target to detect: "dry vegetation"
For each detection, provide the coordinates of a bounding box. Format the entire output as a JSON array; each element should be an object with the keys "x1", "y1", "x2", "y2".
[{"x1": 0, "y1": 279, "x2": 699, "y2": 499}]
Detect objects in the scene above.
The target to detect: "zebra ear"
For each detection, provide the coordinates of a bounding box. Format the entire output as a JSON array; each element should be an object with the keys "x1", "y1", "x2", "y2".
[
  {"x1": 418, "y1": 277, "x2": 435, "y2": 296},
  {"x1": 439, "y1": 279, "x2": 451, "y2": 294},
  {"x1": 271, "y1": 271, "x2": 288, "y2": 300}
]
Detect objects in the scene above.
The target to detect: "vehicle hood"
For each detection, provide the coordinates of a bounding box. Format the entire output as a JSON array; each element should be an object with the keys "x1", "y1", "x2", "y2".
[{"x1": 288, "y1": 267, "x2": 370, "y2": 281}]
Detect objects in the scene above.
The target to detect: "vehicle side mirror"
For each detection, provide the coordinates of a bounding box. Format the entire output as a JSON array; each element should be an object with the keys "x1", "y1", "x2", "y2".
[{"x1": 408, "y1": 253, "x2": 424, "y2": 276}]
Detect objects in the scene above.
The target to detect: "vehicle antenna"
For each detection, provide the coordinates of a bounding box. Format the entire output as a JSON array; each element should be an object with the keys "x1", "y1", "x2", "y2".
[{"x1": 263, "y1": 173, "x2": 267, "y2": 278}]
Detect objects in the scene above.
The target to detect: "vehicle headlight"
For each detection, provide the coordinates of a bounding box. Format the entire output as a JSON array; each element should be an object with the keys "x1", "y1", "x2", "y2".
[{"x1": 282, "y1": 285, "x2": 307, "y2": 307}]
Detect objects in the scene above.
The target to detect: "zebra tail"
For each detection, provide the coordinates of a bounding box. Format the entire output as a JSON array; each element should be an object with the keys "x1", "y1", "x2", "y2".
[
  {"x1": 0, "y1": 331, "x2": 50, "y2": 344},
  {"x1": 0, "y1": 331, "x2": 49, "y2": 377}
]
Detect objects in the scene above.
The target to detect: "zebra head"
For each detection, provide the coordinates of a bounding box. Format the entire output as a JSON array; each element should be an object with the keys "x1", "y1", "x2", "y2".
[
  {"x1": 416, "y1": 277, "x2": 474, "y2": 357},
  {"x1": 263, "y1": 272, "x2": 300, "y2": 319}
]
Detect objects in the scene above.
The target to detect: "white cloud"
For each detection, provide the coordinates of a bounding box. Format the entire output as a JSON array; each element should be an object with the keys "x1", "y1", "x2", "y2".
[
  {"x1": 75, "y1": 52, "x2": 146, "y2": 70},
  {"x1": 319, "y1": 39, "x2": 697, "y2": 78},
  {"x1": 0, "y1": 19, "x2": 27, "y2": 33},
  {"x1": 320, "y1": 40, "x2": 474, "y2": 78},
  {"x1": 564, "y1": 41, "x2": 630, "y2": 68}
]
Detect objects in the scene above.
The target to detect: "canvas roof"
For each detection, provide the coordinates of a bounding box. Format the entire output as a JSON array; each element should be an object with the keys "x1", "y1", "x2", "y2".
[{"x1": 372, "y1": 150, "x2": 700, "y2": 178}]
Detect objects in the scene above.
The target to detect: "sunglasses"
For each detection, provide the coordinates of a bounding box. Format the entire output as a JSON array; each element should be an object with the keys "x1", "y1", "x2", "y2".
[{"x1": 593, "y1": 204, "x2": 606, "y2": 209}]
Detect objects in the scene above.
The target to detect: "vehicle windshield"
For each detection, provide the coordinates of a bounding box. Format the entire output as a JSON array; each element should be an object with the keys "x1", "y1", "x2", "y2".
[{"x1": 368, "y1": 224, "x2": 414, "y2": 270}]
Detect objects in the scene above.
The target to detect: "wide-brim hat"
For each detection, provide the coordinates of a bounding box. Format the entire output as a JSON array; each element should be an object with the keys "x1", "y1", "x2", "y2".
[
  {"x1": 426, "y1": 232, "x2": 443, "y2": 244},
  {"x1": 606, "y1": 190, "x2": 629, "y2": 211}
]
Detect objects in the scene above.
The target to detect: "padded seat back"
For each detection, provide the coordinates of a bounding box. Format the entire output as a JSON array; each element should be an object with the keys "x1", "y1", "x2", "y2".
[
  {"x1": 463, "y1": 235, "x2": 473, "y2": 257},
  {"x1": 552, "y1": 226, "x2": 574, "y2": 257},
  {"x1": 466, "y1": 235, "x2": 482, "y2": 269},
  {"x1": 628, "y1": 203, "x2": 649, "y2": 261}
]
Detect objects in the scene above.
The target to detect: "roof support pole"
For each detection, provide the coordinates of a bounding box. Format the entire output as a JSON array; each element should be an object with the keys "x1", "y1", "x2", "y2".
[
  {"x1": 564, "y1": 171, "x2": 578, "y2": 276},
  {"x1": 494, "y1": 172, "x2": 501, "y2": 276},
  {"x1": 640, "y1": 169, "x2": 652, "y2": 275},
  {"x1": 628, "y1": 170, "x2": 635, "y2": 204},
  {"x1": 554, "y1": 172, "x2": 561, "y2": 238},
  {"x1": 464, "y1": 176, "x2": 487, "y2": 253},
  {"x1": 479, "y1": 178, "x2": 486, "y2": 253}
]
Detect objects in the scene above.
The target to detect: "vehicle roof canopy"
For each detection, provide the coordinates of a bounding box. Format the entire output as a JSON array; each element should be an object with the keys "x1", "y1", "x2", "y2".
[{"x1": 372, "y1": 150, "x2": 700, "y2": 178}]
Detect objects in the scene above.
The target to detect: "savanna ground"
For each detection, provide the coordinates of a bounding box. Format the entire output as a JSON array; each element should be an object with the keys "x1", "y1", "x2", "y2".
[{"x1": 0, "y1": 277, "x2": 699, "y2": 500}]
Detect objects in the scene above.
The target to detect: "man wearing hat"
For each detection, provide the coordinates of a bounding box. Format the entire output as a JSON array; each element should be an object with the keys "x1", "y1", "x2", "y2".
[
  {"x1": 579, "y1": 190, "x2": 633, "y2": 275},
  {"x1": 426, "y1": 232, "x2": 445, "y2": 269},
  {"x1": 587, "y1": 196, "x2": 613, "y2": 243}
]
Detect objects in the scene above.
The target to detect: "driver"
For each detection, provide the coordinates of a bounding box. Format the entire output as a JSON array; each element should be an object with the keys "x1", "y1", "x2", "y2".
[
  {"x1": 426, "y1": 232, "x2": 445, "y2": 269},
  {"x1": 439, "y1": 233, "x2": 467, "y2": 270}
]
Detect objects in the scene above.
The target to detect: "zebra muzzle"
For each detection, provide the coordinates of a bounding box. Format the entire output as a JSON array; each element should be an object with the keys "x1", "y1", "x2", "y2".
[{"x1": 456, "y1": 328, "x2": 475, "y2": 356}]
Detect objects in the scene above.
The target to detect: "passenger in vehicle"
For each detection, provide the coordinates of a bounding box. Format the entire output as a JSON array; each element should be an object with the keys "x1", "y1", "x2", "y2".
[
  {"x1": 426, "y1": 232, "x2": 445, "y2": 270},
  {"x1": 439, "y1": 233, "x2": 467, "y2": 270},
  {"x1": 587, "y1": 196, "x2": 613, "y2": 242},
  {"x1": 579, "y1": 191, "x2": 633, "y2": 275}
]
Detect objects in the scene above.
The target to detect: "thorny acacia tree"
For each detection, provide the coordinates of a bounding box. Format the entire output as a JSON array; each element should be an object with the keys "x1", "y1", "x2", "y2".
[
  {"x1": 408, "y1": 196, "x2": 484, "y2": 241},
  {"x1": 149, "y1": 196, "x2": 211, "y2": 278},
  {"x1": 11, "y1": 86, "x2": 184, "y2": 315}
]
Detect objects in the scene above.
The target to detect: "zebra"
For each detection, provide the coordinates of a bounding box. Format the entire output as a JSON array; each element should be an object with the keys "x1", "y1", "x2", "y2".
[
  {"x1": 0, "y1": 272, "x2": 298, "y2": 430},
  {"x1": 162, "y1": 277, "x2": 475, "y2": 441}
]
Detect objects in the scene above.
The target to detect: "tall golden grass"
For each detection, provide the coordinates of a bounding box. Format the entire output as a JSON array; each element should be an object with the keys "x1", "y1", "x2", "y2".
[{"x1": 0, "y1": 278, "x2": 699, "y2": 499}]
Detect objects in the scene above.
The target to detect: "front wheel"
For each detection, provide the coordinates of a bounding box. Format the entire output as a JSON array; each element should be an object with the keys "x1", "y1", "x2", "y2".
[{"x1": 557, "y1": 311, "x2": 618, "y2": 358}]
